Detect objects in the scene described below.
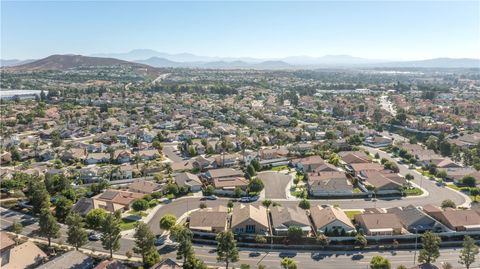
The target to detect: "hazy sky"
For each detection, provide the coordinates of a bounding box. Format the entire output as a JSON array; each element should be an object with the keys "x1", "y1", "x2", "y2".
[{"x1": 2, "y1": 1, "x2": 479, "y2": 60}]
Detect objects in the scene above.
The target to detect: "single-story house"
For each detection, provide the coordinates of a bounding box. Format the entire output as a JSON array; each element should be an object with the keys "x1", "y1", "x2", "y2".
[
  {"x1": 231, "y1": 204, "x2": 269, "y2": 235},
  {"x1": 310, "y1": 205, "x2": 356, "y2": 235}
]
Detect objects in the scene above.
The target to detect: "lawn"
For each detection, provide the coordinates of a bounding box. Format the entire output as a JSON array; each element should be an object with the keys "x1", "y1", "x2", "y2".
[
  {"x1": 344, "y1": 210, "x2": 362, "y2": 220},
  {"x1": 119, "y1": 218, "x2": 138, "y2": 230},
  {"x1": 271, "y1": 165, "x2": 289, "y2": 171},
  {"x1": 403, "y1": 188, "x2": 423, "y2": 196},
  {"x1": 353, "y1": 187, "x2": 363, "y2": 193}
]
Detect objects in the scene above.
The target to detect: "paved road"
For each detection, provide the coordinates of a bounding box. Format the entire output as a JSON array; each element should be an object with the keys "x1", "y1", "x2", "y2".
[
  {"x1": 160, "y1": 243, "x2": 478, "y2": 269},
  {"x1": 258, "y1": 171, "x2": 292, "y2": 199},
  {"x1": 162, "y1": 145, "x2": 184, "y2": 162}
]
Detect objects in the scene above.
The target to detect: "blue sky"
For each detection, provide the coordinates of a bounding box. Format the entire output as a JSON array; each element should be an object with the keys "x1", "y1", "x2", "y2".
[{"x1": 2, "y1": 1, "x2": 479, "y2": 60}]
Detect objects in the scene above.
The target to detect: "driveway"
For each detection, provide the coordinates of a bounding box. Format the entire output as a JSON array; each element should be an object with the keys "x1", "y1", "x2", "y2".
[
  {"x1": 162, "y1": 145, "x2": 184, "y2": 162},
  {"x1": 258, "y1": 171, "x2": 292, "y2": 199}
]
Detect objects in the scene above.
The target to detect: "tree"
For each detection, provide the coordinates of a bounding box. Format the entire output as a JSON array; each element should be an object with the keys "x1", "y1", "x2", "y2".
[
  {"x1": 255, "y1": 235, "x2": 267, "y2": 244},
  {"x1": 248, "y1": 178, "x2": 264, "y2": 193},
  {"x1": 470, "y1": 188, "x2": 480, "y2": 202},
  {"x1": 199, "y1": 202, "x2": 207, "y2": 209},
  {"x1": 227, "y1": 200, "x2": 234, "y2": 209},
  {"x1": 167, "y1": 183, "x2": 179, "y2": 196},
  {"x1": 205, "y1": 185, "x2": 215, "y2": 196},
  {"x1": 101, "y1": 212, "x2": 122, "y2": 259},
  {"x1": 55, "y1": 196, "x2": 73, "y2": 222},
  {"x1": 316, "y1": 234, "x2": 330, "y2": 247},
  {"x1": 251, "y1": 159, "x2": 261, "y2": 172},
  {"x1": 405, "y1": 174, "x2": 414, "y2": 181},
  {"x1": 134, "y1": 222, "x2": 159, "y2": 267},
  {"x1": 170, "y1": 225, "x2": 194, "y2": 265},
  {"x1": 280, "y1": 257, "x2": 297, "y2": 269},
  {"x1": 160, "y1": 214, "x2": 177, "y2": 231},
  {"x1": 86, "y1": 208, "x2": 107, "y2": 230},
  {"x1": 11, "y1": 220, "x2": 23, "y2": 242},
  {"x1": 66, "y1": 212, "x2": 88, "y2": 250},
  {"x1": 441, "y1": 199, "x2": 456, "y2": 209},
  {"x1": 418, "y1": 231, "x2": 441, "y2": 264},
  {"x1": 246, "y1": 165, "x2": 256, "y2": 178},
  {"x1": 459, "y1": 235, "x2": 479, "y2": 269},
  {"x1": 30, "y1": 181, "x2": 50, "y2": 215},
  {"x1": 355, "y1": 234, "x2": 367, "y2": 248},
  {"x1": 131, "y1": 199, "x2": 149, "y2": 211},
  {"x1": 462, "y1": 176, "x2": 477, "y2": 188},
  {"x1": 298, "y1": 199, "x2": 310, "y2": 210},
  {"x1": 287, "y1": 226, "x2": 303, "y2": 241},
  {"x1": 234, "y1": 187, "x2": 243, "y2": 198},
  {"x1": 216, "y1": 230, "x2": 239, "y2": 269},
  {"x1": 144, "y1": 249, "x2": 161, "y2": 268},
  {"x1": 370, "y1": 256, "x2": 391, "y2": 269},
  {"x1": 39, "y1": 207, "x2": 60, "y2": 247}
]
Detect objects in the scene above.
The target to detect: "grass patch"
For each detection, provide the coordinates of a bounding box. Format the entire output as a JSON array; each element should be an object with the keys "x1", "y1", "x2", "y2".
[
  {"x1": 403, "y1": 188, "x2": 423, "y2": 196},
  {"x1": 0, "y1": 200, "x2": 19, "y2": 208},
  {"x1": 271, "y1": 165, "x2": 289, "y2": 171},
  {"x1": 353, "y1": 188, "x2": 363, "y2": 193},
  {"x1": 128, "y1": 210, "x2": 147, "y2": 217},
  {"x1": 119, "y1": 218, "x2": 138, "y2": 230},
  {"x1": 344, "y1": 210, "x2": 361, "y2": 220}
]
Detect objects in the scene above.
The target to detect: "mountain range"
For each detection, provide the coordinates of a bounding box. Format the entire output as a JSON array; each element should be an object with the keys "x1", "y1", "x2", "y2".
[{"x1": 1, "y1": 50, "x2": 479, "y2": 70}]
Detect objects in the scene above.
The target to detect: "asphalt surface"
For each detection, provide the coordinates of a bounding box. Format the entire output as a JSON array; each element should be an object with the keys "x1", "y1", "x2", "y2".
[
  {"x1": 257, "y1": 171, "x2": 292, "y2": 199},
  {"x1": 160, "y1": 243, "x2": 479, "y2": 269},
  {"x1": 162, "y1": 145, "x2": 184, "y2": 162}
]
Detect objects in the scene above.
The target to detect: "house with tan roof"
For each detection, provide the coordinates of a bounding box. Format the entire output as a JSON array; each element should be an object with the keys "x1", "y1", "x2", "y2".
[
  {"x1": 0, "y1": 240, "x2": 46, "y2": 269},
  {"x1": 270, "y1": 206, "x2": 311, "y2": 235},
  {"x1": 128, "y1": 179, "x2": 164, "y2": 194},
  {"x1": 423, "y1": 205, "x2": 480, "y2": 231},
  {"x1": 188, "y1": 206, "x2": 229, "y2": 233},
  {"x1": 175, "y1": 172, "x2": 203, "y2": 192},
  {"x1": 92, "y1": 190, "x2": 144, "y2": 212},
  {"x1": 307, "y1": 171, "x2": 353, "y2": 197},
  {"x1": 310, "y1": 206, "x2": 355, "y2": 235},
  {"x1": 359, "y1": 170, "x2": 404, "y2": 194},
  {"x1": 354, "y1": 213, "x2": 404, "y2": 235},
  {"x1": 231, "y1": 204, "x2": 269, "y2": 235}
]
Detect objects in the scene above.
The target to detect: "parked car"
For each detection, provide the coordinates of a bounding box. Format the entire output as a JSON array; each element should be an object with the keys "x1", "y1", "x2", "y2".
[
  {"x1": 240, "y1": 197, "x2": 250, "y2": 202},
  {"x1": 88, "y1": 231, "x2": 101, "y2": 241},
  {"x1": 155, "y1": 236, "x2": 167, "y2": 246},
  {"x1": 205, "y1": 195, "x2": 217, "y2": 200}
]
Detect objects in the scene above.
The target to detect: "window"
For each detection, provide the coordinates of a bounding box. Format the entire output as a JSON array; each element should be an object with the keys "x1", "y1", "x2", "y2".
[{"x1": 246, "y1": 225, "x2": 256, "y2": 233}]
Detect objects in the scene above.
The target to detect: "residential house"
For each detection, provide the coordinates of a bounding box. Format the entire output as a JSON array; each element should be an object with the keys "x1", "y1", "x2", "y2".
[
  {"x1": 188, "y1": 206, "x2": 229, "y2": 233},
  {"x1": 270, "y1": 206, "x2": 311, "y2": 235},
  {"x1": 85, "y1": 153, "x2": 110, "y2": 165},
  {"x1": 60, "y1": 148, "x2": 86, "y2": 163},
  {"x1": 423, "y1": 205, "x2": 480, "y2": 231},
  {"x1": 151, "y1": 258, "x2": 182, "y2": 269},
  {"x1": 359, "y1": 170, "x2": 404, "y2": 194},
  {"x1": 205, "y1": 168, "x2": 244, "y2": 180},
  {"x1": 0, "y1": 232, "x2": 15, "y2": 253},
  {"x1": 0, "y1": 240, "x2": 47, "y2": 269},
  {"x1": 363, "y1": 136, "x2": 393, "y2": 148},
  {"x1": 354, "y1": 213, "x2": 404, "y2": 235},
  {"x1": 138, "y1": 149, "x2": 160, "y2": 161},
  {"x1": 175, "y1": 172, "x2": 203, "y2": 192},
  {"x1": 339, "y1": 151, "x2": 370, "y2": 165},
  {"x1": 94, "y1": 259, "x2": 129, "y2": 269},
  {"x1": 36, "y1": 250, "x2": 94, "y2": 269},
  {"x1": 310, "y1": 205, "x2": 356, "y2": 235},
  {"x1": 92, "y1": 190, "x2": 144, "y2": 213},
  {"x1": 231, "y1": 204, "x2": 269, "y2": 235},
  {"x1": 128, "y1": 179, "x2": 164, "y2": 194},
  {"x1": 292, "y1": 156, "x2": 333, "y2": 173},
  {"x1": 79, "y1": 166, "x2": 101, "y2": 183},
  {"x1": 347, "y1": 162, "x2": 384, "y2": 177},
  {"x1": 387, "y1": 205, "x2": 445, "y2": 233},
  {"x1": 114, "y1": 150, "x2": 132, "y2": 164},
  {"x1": 307, "y1": 171, "x2": 353, "y2": 197}
]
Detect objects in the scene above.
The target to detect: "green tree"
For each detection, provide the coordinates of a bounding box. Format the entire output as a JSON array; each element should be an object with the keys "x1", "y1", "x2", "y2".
[
  {"x1": 216, "y1": 230, "x2": 239, "y2": 269},
  {"x1": 316, "y1": 234, "x2": 330, "y2": 247},
  {"x1": 370, "y1": 256, "x2": 391, "y2": 269},
  {"x1": 144, "y1": 249, "x2": 162, "y2": 268},
  {"x1": 29, "y1": 181, "x2": 50, "y2": 215},
  {"x1": 248, "y1": 178, "x2": 264, "y2": 193},
  {"x1": 160, "y1": 214, "x2": 177, "y2": 231},
  {"x1": 355, "y1": 234, "x2": 368, "y2": 248},
  {"x1": 255, "y1": 235, "x2": 267, "y2": 244},
  {"x1": 251, "y1": 159, "x2": 261, "y2": 172},
  {"x1": 246, "y1": 165, "x2": 256, "y2": 178},
  {"x1": 11, "y1": 220, "x2": 23, "y2": 243},
  {"x1": 39, "y1": 207, "x2": 60, "y2": 247},
  {"x1": 441, "y1": 199, "x2": 456, "y2": 209},
  {"x1": 86, "y1": 208, "x2": 107, "y2": 230},
  {"x1": 298, "y1": 199, "x2": 311, "y2": 210},
  {"x1": 170, "y1": 225, "x2": 194, "y2": 265},
  {"x1": 418, "y1": 231, "x2": 441, "y2": 264},
  {"x1": 459, "y1": 235, "x2": 479, "y2": 269},
  {"x1": 462, "y1": 176, "x2": 477, "y2": 188},
  {"x1": 287, "y1": 226, "x2": 303, "y2": 241},
  {"x1": 199, "y1": 202, "x2": 207, "y2": 209},
  {"x1": 55, "y1": 196, "x2": 73, "y2": 222},
  {"x1": 280, "y1": 257, "x2": 297, "y2": 269},
  {"x1": 101, "y1": 212, "x2": 122, "y2": 259},
  {"x1": 205, "y1": 185, "x2": 215, "y2": 196},
  {"x1": 66, "y1": 212, "x2": 88, "y2": 250},
  {"x1": 134, "y1": 222, "x2": 159, "y2": 267},
  {"x1": 131, "y1": 199, "x2": 150, "y2": 211}
]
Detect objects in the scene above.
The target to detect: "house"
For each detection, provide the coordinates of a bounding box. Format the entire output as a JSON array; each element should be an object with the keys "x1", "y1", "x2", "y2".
[
  {"x1": 423, "y1": 205, "x2": 480, "y2": 231},
  {"x1": 60, "y1": 148, "x2": 86, "y2": 162},
  {"x1": 205, "y1": 168, "x2": 244, "y2": 180},
  {"x1": 347, "y1": 162, "x2": 384, "y2": 177},
  {"x1": 171, "y1": 160, "x2": 194, "y2": 172},
  {"x1": 72, "y1": 197, "x2": 94, "y2": 216},
  {"x1": 363, "y1": 136, "x2": 393, "y2": 148},
  {"x1": 0, "y1": 240, "x2": 47, "y2": 269},
  {"x1": 354, "y1": 213, "x2": 404, "y2": 235},
  {"x1": 387, "y1": 205, "x2": 445, "y2": 233},
  {"x1": 214, "y1": 153, "x2": 242, "y2": 167},
  {"x1": 307, "y1": 171, "x2": 353, "y2": 197},
  {"x1": 85, "y1": 153, "x2": 110, "y2": 164},
  {"x1": 94, "y1": 259, "x2": 129, "y2": 269},
  {"x1": 188, "y1": 206, "x2": 229, "y2": 233},
  {"x1": 0, "y1": 232, "x2": 15, "y2": 253},
  {"x1": 128, "y1": 179, "x2": 164, "y2": 194},
  {"x1": 138, "y1": 149, "x2": 160, "y2": 161},
  {"x1": 231, "y1": 204, "x2": 269, "y2": 234},
  {"x1": 79, "y1": 166, "x2": 101, "y2": 183},
  {"x1": 114, "y1": 150, "x2": 132, "y2": 164},
  {"x1": 359, "y1": 170, "x2": 404, "y2": 194},
  {"x1": 92, "y1": 190, "x2": 144, "y2": 213},
  {"x1": 212, "y1": 177, "x2": 249, "y2": 194},
  {"x1": 36, "y1": 250, "x2": 94, "y2": 269},
  {"x1": 339, "y1": 151, "x2": 369, "y2": 165},
  {"x1": 292, "y1": 156, "x2": 328, "y2": 172},
  {"x1": 270, "y1": 206, "x2": 311, "y2": 235},
  {"x1": 310, "y1": 205, "x2": 355, "y2": 235},
  {"x1": 175, "y1": 172, "x2": 203, "y2": 192},
  {"x1": 151, "y1": 258, "x2": 182, "y2": 269}
]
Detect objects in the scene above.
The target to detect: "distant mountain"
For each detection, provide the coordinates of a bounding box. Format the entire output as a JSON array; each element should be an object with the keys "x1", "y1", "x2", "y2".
[
  {"x1": 135, "y1": 57, "x2": 292, "y2": 69},
  {"x1": 282, "y1": 54, "x2": 385, "y2": 66},
  {"x1": 5, "y1": 54, "x2": 155, "y2": 71},
  {"x1": 135, "y1": 57, "x2": 186, "y2": 68},
  {"x1": 0, "y1": 59, "x2": 36, "y2": 67},
  {"x1": 375, "y1": 58, "x2": 480, "y2": 68}
]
